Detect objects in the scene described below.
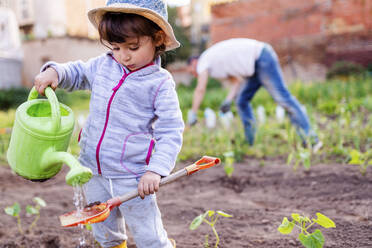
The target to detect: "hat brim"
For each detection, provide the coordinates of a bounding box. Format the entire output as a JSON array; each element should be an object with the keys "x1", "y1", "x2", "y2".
[{"x1": 88, "y1": 3, "x2": 180, "y2": 51}]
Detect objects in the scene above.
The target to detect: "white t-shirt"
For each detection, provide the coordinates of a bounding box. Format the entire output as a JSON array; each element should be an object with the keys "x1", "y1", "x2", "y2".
[{"x1": 197, "y1": 38, "x2": 264, "y2": 79}]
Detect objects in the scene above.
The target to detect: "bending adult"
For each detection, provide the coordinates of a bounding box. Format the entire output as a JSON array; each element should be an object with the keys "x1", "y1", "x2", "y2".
[{"x1": 187, "y1": 38, "x2": 319, "y2": 147}]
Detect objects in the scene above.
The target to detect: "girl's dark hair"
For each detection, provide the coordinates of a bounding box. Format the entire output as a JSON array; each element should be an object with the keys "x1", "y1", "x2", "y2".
[{"x1": 98, "y1": 12, "x2": 166, "y2": 58}]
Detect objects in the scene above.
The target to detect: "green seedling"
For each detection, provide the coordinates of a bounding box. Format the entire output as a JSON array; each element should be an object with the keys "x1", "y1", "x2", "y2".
[
  {"x1": 4, "y1": 202, "x2": 22, "y2": 234},
  {"x1": 287, "y1": 143, "x2": 312, "y2": 171},
  {"x1": 278, "y1": 212, "x2": 336, "y2": 248},
  {"x1": 223, "y1": 151, "x2": 235, "y2": 177},
  {"x1": 287, "y1": 147, "x2": 311, "y2": 171},
  {"x1": 189, "y1": 210, "x2": 232, "y2": 248},
  {"x1": 348, "y1": 149, "x2": 372, "y2": 175},
  {"x1": 4, "y1": 197, "x2": 47, "y2": 234}
]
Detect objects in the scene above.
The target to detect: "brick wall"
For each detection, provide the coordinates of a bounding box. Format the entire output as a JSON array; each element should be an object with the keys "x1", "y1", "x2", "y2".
[{"x1": 210, "y1": 0, "x2": 372, "y2": 67}]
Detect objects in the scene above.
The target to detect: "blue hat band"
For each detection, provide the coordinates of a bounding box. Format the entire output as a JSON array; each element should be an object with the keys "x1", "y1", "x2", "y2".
[{"x1": 106, "y1": 0, "x2": 167, "y2": 19}]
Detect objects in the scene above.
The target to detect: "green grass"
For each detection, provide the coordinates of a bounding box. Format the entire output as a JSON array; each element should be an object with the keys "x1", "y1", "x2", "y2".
[
  {"x1": 179, "y1": 77, "x2": 372, "y2": 170},
  {"x1": 1, "y1": 77, "x2": 371, "y2": 172}
]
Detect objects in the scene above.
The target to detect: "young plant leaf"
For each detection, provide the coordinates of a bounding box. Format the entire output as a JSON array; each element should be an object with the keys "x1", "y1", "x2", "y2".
[
  {"x1": 291, "y1": 213, "x2": 301, "y2": 222},
  {"x1": 190, "y1": 214, "x2": 204, "y2": 230},
  {"x1": 304, "y1": 157, "x2": 311, "y2": 170},
  {"x1": 26, "y1": 205, "x2": 39, "y2": 215},
  {"x1": 348, "y1": 150, "x2": 364, "y2": 165},
  {"x1": 4, "y1": 203, "x2": 20, "y2": 217},
  {"x1": 304, "y1": 216, "x2": 311, "y2": 223},
  {"x1": 216, "y1": 211, "x2": 233, "y2": 218},
  {"x1": 298, "y1": 229, "x2": 324, "y2": 248},
  {"x1": 287, "y1": 152, "x2": 294, "y2": 166},
  {"x1": 206, "y1": 210, "x2": 215, "y2": 217},
  {"x1": 224, "y1": 165, "x2": 234, "y2": 177},
  {"x1": 278, "y1": 217, "x2": 295, "y2": 234},
  {"x1": 33, "y1": 197, "x2": 46, "y2": 207},
  {"x1": 313, "y1": 213, "x2": 336, "y2": 228}
]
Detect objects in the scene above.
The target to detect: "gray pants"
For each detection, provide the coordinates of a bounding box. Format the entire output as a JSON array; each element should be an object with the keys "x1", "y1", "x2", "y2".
[{"x1": 83, "y1": 175, "x2": 173, "y2": 248}]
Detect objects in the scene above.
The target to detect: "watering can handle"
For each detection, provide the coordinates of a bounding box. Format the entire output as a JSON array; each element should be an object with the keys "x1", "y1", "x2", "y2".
[{"x1": 28, "y1": 87, "x2": 61, "y2": 133}]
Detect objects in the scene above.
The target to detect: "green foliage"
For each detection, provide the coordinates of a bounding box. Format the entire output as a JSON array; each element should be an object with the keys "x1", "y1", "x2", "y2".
[
  {"x1": 0, "y1": 87, "x2": 70, "y2": 110},
  {"x1": 178, "y1": 77, "x2": 372, "y2": 170},
  {"x1": 1, "y1": 77, "x2": 372, "y2": 175},
  {"x1": 65, "y1": 90, "x2": 91, "y2": 110},
  {"x1": 347, "y1": 149, "x2": 372, "y2": 176},
  {"x1": 162, "y1": 6, "x2": 192, "y2": 66},
  {"x1": 177, "y1": 77, "x2": 225, "y2": 116},
  {"x1": 4, "y1": 197, "x2": 47, "y2": 234},
  {"x1": 223, "y1": 151, "x2": 235, "y2": 177},
  {"x1": 286, "y1": 128, "x2": 314, "y2": 171},
  {"x1": 278, "y1": 212, "x2": 335, "y2": 248},
  {"x1": 4, "y1": 202, "x2": 21, "y2": 217},
  {"x1": 298, "y1": 230, "x2": 324, "y2": 248},
  {"x1": 326, "y1": 61, "x2": 366, "y2": 79},
  {"x1": 190, "y1": 210, "x2": 233, "y2": 248},
  {"x1": 0, "y1": 88, "x2": 29, "y2": 110}
]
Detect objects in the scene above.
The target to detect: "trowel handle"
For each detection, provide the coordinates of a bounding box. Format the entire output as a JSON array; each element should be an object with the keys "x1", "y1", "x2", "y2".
[
  {"x1": 108, "y1": 169, "x2": 189, "y2": 208},
  {"x1": 28, "y1": 86, "x2": 61, "y2": 133},
  {"x1": 108, "y1": 156, "x2": 220, "y2": 208}
]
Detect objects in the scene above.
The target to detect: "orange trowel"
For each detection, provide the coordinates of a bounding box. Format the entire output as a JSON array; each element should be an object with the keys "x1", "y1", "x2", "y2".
[{"x1": 59, "y1": 156, "x2": 220, "y2": 227}]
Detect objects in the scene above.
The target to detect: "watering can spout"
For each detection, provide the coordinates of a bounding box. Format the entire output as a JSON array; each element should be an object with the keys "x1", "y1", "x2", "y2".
[{"x1": 41, "y1": 151, "x2": 92, "y2": 186}]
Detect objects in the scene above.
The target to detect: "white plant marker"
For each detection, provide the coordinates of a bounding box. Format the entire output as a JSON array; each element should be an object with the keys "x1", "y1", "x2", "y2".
[
  {"x1": 257, "y1": 105, "x2": 266, "y2": 124},
  {"x1": 204, "y1": 108, "x2": 216, "y2": 128},
  {"x1": 219, "y1": 111, "x2": 234, "y2": 129},
  {"x1": 275, "y1": 105, "x2": 285, "y2": 123}
]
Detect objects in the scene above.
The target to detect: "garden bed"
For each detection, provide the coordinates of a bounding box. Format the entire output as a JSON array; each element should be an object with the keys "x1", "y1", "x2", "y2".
[{"x1": 0, "y1": 159, "x2": 371, "y2": 247}]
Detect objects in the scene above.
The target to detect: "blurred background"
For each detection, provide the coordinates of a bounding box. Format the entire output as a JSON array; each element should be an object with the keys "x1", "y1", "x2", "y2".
[
  {"x1": 1, "y1": 0, "x2": 371, "y2": 88},
  {"x1": 0, "y1": 0, "x2": 371, "y2": 166}
]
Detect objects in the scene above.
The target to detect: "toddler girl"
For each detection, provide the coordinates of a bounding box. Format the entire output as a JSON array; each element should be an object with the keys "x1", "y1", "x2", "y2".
[{"x1": 34, "y1": 1, "x2": 183, "y2": 247}]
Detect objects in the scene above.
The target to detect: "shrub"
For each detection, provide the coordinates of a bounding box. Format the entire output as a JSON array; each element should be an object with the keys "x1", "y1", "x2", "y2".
[
  {"x1": 326, "y1": 61, "x2": 366, "y2": 79},
  {"x1": 0, "y1": 88, "x2": 29, "y2": 110},
  {"x1": 0, "y1": 88, "x2": 69, "y2": 110}
]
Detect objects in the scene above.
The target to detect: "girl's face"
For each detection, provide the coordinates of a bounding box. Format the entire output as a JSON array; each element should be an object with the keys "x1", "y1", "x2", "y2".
[{"x1": 111, "y1": 36, "x2": 157, "y2": 71}]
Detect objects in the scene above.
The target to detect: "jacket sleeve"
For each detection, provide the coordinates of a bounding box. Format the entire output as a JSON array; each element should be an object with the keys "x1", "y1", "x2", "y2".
[
  {"x1": 40, "y1": 54, "x2": 105, "y2": 91},
  {"x1": 147, "y1": 76, "x2": 185, "y2": 177}
]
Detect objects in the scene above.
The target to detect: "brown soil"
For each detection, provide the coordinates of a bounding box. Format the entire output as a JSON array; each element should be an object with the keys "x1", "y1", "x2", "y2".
[{"x1": 1, "y1": 159, "x2": 371, "y2": 248}]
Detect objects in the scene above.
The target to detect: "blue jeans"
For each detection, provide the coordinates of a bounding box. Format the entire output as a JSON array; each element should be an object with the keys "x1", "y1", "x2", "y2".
[
  {"x1": 83, "y1": 175, "x2": 173, "y2": 248},
  {"x1": 236, "y1": 44, "x2": 317, "y2": 145}
]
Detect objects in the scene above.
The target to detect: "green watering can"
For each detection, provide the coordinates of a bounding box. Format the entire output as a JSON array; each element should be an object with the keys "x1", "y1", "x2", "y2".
[{"x1": 7, "y1": 87, "x2": 92, "y2": 186}]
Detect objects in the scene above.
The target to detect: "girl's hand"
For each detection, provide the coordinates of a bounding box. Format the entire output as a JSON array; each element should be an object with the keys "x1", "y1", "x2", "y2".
[
  {"x1": 34, "y1": 67, "x2": 59, "y2": 95},
  {"x1": 138, "y1": 171, "x2": 161, "y2": 199}
]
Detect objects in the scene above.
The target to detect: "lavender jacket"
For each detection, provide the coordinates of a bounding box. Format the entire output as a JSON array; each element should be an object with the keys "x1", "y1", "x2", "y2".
[{"x1": 42, "y1": 53, "x2": 184, "y2": 178}]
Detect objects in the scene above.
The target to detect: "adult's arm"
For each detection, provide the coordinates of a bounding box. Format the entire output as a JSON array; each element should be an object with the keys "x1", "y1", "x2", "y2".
[
  {"x1": 191, "y1": 70, "x2": 209, "y2": 113},
  {"x1": 225, "y1": 76, "x2": 243, "y2": 102}
]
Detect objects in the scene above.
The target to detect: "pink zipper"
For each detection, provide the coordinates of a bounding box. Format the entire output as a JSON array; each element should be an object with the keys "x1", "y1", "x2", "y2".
[
  {"x1": 95, "y1": 74, "x2": 126, "y2": 174},
  {"x1": 95, "y1": 57, "x2": 154, "y2": 174},
  {"x1": 145, "y1": 139, "x2": 155, "y2": 165},
  {"x1": 78, "y1": 128, "x2": 82, "y2": 142}
]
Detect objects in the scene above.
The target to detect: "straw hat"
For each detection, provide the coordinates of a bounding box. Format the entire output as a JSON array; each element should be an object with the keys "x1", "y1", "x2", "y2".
[{"x1": 88, "y1": 0, "x2": 180, "y2": 51}]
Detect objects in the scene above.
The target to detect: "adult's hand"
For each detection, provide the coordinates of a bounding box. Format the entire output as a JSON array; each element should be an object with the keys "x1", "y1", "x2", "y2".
[
  {"x1": 219, "y1": 100, "x2": 232, "y2": 113},
  {"x1": 187, "y1": 109, "x2": 197, "y2": 126}
]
